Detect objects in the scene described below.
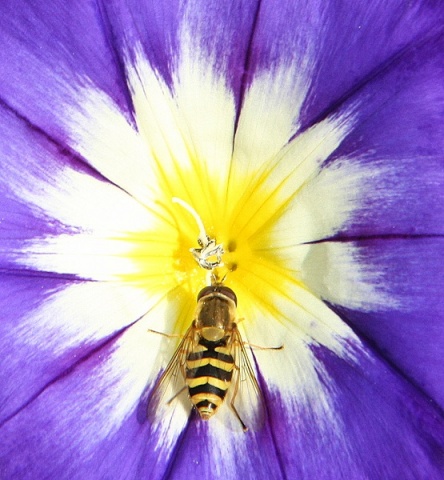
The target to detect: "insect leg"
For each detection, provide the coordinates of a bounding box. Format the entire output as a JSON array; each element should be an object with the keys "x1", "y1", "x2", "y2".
[
  {"x1": 233, "y1": 322, "x2": 283, "y2": 350},
  {"x1": 147, "y1": 329, "x2": 184, "y2": 339},
  {"x1": 243, "y1": 342, "x2": 284, "y2": 351},
  {"x1": 167, "y1": 385, "x2": 188, "y2": 405},
  {"x1": 229, "y1": 365, "x2": 248, "y2": 432}
]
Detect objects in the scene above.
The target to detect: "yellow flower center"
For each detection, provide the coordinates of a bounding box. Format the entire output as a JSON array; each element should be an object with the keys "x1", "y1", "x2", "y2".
[{"x1": 119, "y1": 155, "x2": 301, "y2": 336}]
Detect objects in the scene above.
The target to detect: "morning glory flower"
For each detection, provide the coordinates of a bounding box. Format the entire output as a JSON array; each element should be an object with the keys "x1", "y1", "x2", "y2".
[{"x1": 1, "y1": 0, "x2": 444, "y2": 478}]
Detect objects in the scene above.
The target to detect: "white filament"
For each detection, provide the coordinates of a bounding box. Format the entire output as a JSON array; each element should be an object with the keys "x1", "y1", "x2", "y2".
[
  {"x1": 172, "y1": 197, "x2": 208, "y2": 247},
  {"x1": 172, "y1": 197, "x2": 224, "y2": 270}
]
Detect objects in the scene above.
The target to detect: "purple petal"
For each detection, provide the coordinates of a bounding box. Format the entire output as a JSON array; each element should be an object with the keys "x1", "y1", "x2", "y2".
[
  {"x1": 323, "y1": 29, "x2": 444, "y2": 237},
  {"x1": 0, "y1": 274, "x2": 157, "y2": 425},
  {"x1": 238, "y1": 0, "x2": 444, "y2": 123},
  {"x1": 0, "y1": 1, "x2": 159, "y2": 200},
  {"x1": 295, "y1": 23, "x2": 444, "y2": 410},
  {"x1": 326, "y1": 238, "x2": 444, "y2": 410},
  {"x1": 265, "y1": 342, "x2": 444, "y2": 479},
  {"x1": 0, "y1": 102, "x2": 103, "y2": 262},
  {"x1": 0, "y1": 100, "x2": 156, "y2": 275},
  {"x1": 297, "y1": 0, "x2": 444, "y2": 128},
  {"x1": 0, "y1": 323, "x2": 175, "y2": 479},
  {"x1": 0, "y1": 0, "x2": 133, "y2": 137},
  {"x1": 165, "y1": 420, "x2": 283, "y2": 478},
  {"x1": 0, "y1": 106, "x2": 160, "y2": 424},
  {"x1": 232, "y1": 1, "x2": 444, "y2": 169},
  {"x1": 101, "y1": 0, "x2": 258, "y2": 102}
]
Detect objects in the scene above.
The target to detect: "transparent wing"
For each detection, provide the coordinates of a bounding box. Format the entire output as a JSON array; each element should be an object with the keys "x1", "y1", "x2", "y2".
[
  {"x1": 226, "y1": 325, "x2": 266, "y2": 432},
  {"x1": 147, "y1": 324, "x2": 195, "y2": 426}
]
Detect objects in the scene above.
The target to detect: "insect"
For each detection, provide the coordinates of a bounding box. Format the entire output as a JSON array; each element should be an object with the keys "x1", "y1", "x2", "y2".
[{"x1": 147, "y1": 283, "x2": 264, "y2": 432}]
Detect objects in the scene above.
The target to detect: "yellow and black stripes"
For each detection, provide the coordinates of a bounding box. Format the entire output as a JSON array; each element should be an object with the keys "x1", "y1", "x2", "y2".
[{"x1": 186, "y1": 337, "x2": 234, "y2": 419}]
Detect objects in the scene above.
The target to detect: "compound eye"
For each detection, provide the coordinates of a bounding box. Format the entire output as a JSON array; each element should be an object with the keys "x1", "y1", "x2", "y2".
[{"x1": 197, "y1": 285, "x2": 237, "y2": 305}]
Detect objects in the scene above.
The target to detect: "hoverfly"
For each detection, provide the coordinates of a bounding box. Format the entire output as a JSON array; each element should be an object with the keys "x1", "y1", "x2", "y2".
[{"x1": 147, "y1": 283, "x2": 264, "y2": 432}]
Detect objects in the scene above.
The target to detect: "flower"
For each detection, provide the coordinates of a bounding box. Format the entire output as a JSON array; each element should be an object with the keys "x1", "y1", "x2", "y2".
[{"x1": 1, "y1": 0, "x2": 444, "y2": 478}]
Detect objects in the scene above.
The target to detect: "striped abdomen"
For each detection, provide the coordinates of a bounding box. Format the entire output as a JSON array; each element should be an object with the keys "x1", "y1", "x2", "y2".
[{"x1": 186, "y1": 337, "x2": 234, "y2": 419}]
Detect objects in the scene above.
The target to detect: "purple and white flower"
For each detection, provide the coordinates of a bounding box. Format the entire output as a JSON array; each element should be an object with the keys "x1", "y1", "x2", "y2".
[{"x1": 0, "y1": 1, "x2": 443, "y2": 478}]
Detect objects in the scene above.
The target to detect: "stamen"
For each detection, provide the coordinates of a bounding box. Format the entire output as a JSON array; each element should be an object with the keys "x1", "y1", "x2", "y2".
[
  {"x1": 172, "y1": 197, "x2": 208, "y2": 247},
  {"x1": 172, "y1": 197, "x2": 224, "y2": 270}
]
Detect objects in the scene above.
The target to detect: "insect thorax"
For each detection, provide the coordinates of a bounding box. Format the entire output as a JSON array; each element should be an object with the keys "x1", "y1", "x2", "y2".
[{"x1": 195, "y1": 290, "x2": 237, "y2": 342}]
